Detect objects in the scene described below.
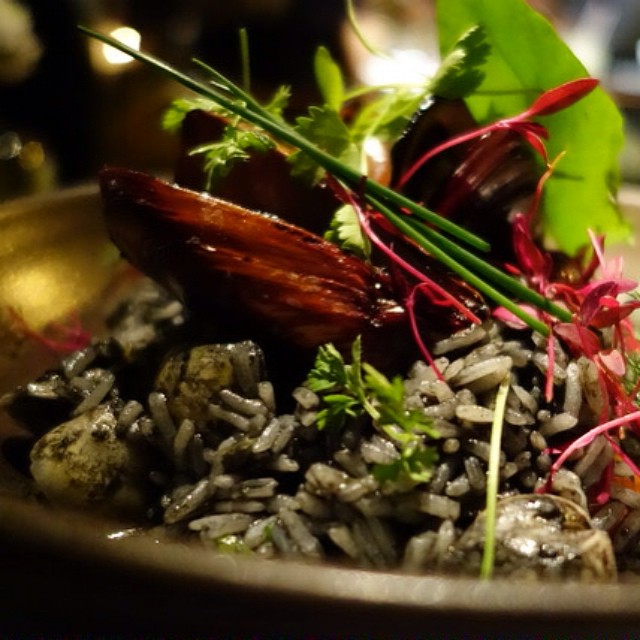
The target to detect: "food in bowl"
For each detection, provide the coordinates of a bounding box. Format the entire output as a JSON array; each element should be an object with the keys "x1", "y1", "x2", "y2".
[{"x1": 2, "y1": 0, "x2": 639, "y2": 581}]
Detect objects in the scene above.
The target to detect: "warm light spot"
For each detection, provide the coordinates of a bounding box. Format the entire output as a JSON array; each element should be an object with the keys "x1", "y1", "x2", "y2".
[
  {"x1": 18, "y1": 140, "x2": 45, "y2": 171},
  {"x1": 102, "y1": 26, "x2": 141, "y2": 65},
  {"x1": 360, "y1": 49, "x2": 437, "y2": 86},
  {"x1": 363, "y1": 136, "x2": 386, "y2": 166}
]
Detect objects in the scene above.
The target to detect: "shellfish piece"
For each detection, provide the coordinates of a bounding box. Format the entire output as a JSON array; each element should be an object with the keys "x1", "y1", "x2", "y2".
[
  {"x1": 99, "y1": 167, "x2": 403, "y2": 355},
  {"x1": 391, "y1": 97, "x2": 541, "y2": 262},
  {"x1": 443, "y1": 494, "x2": 617, "y2": 581},
  {"x1": 154, "y1": 341, "x2": 266, "y2": 424},
  {"x1": 29, "y1": 403, "x2": 154, "y2": 518}
]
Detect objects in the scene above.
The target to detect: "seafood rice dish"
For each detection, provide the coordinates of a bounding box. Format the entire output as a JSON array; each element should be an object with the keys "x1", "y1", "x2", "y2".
[{"x1": 2, "y1": 0, "x2": 640, "y2": 582}]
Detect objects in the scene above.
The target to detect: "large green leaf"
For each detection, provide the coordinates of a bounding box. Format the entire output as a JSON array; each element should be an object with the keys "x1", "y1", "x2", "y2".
[{"x1": 436, "y1": 0, "x2": 630, "y2": 255}]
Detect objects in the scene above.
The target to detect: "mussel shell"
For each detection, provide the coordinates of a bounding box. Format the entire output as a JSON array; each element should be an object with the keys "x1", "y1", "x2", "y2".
[
  {"x1": 444, "y1": 493, "x2": 617, "y2": 581},
  {"x1": 99, "y1": 167, "x2": 402, "y2": 358},
  {"x1": 391, "y1": 98, "x2": 542, "y2": 262}
]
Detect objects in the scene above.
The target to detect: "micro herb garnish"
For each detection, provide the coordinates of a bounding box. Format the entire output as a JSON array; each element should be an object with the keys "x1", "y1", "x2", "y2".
[
  {"x1": 480, "y1": 373, "x2": 511, "y2": 580},
  {"x1": 343, "y1": 24, "x2": 489, "y2": 147},
  {"x1": 323, "y1": 204, "x2": 370, "y2": 260},
  {"x1": 305, "y1": 336, "x2": 439, "y2": 485},
  {"x1": 79, "y1": 24, "x2": 590, "y2": 336},
  {"x1": 162, "y1": 84, "x2": 291, "y2": 188},
  {"x1": 190, "y1": 123, "x2": 274, "y2": 189}
]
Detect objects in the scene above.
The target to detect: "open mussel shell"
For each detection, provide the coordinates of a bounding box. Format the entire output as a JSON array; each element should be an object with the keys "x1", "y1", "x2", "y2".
[
  {"x1": 99, "y1": 167, "x2": 406, "y2": 367},
  {"x1": 391, "y1": 97, "x2": 542, "y2": 262}
]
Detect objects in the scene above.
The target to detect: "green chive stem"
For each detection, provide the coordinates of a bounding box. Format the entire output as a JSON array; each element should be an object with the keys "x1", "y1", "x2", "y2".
[
  {"x1": 369, "y1": 195, "x2": 552, "y2": 335},
  {"x1": 480, "y1": 374, "x2": 511, "y2": 580},
  {"x1": 401, "y1": 216, "x2": 572, "y2": 323}
]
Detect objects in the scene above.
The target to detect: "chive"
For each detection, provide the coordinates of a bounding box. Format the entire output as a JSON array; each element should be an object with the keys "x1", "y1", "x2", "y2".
[
  {"x1": 238, "y1": 28, "x2": 251, "y2": 94},
  {"x1": 368, "y1": 195, "x2": 552, "y2": 335},
  {"x1": 480, "y1": 374, "x2": 511, "y2": 580},
  {"x1": 399, "y1": 215, "x2": 572, "y2": 323}
]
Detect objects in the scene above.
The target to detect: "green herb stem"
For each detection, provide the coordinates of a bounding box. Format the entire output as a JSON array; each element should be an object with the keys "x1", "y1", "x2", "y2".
[
  {"x1": 480, "y1": 373, "x2": 511, "y2": 580},
  {"x1": 238, "y1": 28, "x2": 251, "y2": 93},
  {"x1": 401, "y1": 215, "x2": 572, "y2": 323},
  {"x1": 368, "y1": 195, "x2": 552, "y2": 335}
]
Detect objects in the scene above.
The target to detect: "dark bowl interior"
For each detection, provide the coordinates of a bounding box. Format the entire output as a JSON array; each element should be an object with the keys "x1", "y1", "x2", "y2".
[{"x1": 1, "y1": 185, "x2": 640, "y2": 638}]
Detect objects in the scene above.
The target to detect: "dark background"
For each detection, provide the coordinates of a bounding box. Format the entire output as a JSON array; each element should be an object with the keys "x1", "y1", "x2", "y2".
[{"x1": 0, "y1": 0, "x2": 639, "y2": 199}]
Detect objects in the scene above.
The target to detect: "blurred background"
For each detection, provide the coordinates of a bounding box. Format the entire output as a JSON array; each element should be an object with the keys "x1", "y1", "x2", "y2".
[{"x1": 0, "y1": 0, "x2": 638, "y2": 200}]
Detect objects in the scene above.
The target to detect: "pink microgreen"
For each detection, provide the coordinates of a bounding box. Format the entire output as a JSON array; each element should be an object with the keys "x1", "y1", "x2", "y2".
[
  {"x1": 512, "y1": 212, "x2": 552, "y2": 291},
  {"x1": 396, "y1": 78, "x2": 595, "y2": 191},
  {"x1": 553, "y1": 322, "x2": 601, "y2": 358},
  {"x1": 545, "y1": 333, "x2": 556, "y2": 403},
  {"x1": 492, "y1": 303, "x2": 538, "y2": 330},
  {"x1": 549, "y1": 409, "x2": 640, "y2": 478},
  {"x1": 406, "y1": 284, "x2": 445, "y2": 381},
  {"x1": 8, "y1": 307, "x2": 92, "y2": 354},
  {"x1": 597, "y1": 349, "x2": 627, "y2": 378},
  {"x1": 521, "y1": 78, "x2": 599, "y2": 118}
]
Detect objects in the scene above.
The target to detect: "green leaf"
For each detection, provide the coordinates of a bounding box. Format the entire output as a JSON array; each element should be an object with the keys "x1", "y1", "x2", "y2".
[
  {"x1": 430, "y1": 25, "x2": 490, "y2": 99},
  {"x1": 316, "y1": 393, "x2": 361, "y2": 430},
  {"x1": 305, "y1": 342, "x2": 349, "y2": 392},
  {"x1": 314, "y1": 46, "x2": 345, "y2": 111},
  {"x1": 436, "y1": 0, "x2": 629, "y2": 255},
  {"x1": 191, "y1": 126, "x2": 273, "y2": 188},
  {"x1": 372, "y1": 445, "x2": 438, "y2": 484},
  {"x1": 263, "y1": 84, "x2": 291, "y2": 119},
  {"x1": 364, "y1": 364, "x2": 439, "y2": 439},
  {"x1": 290, "y1": 105, "x2": 359, "y2": 182},
  {"x1": 348, "y1": 88, "x2": 426, "y2": 145},
  {"x1": 162, "y1": 97, "x2": 217, "y2": 133},
  {"x1": 324, "y1": 204, "x2": 370, "y2": 259},
  {"x1": 401, "y1": 445, "x2": 439, "y2": 483}
]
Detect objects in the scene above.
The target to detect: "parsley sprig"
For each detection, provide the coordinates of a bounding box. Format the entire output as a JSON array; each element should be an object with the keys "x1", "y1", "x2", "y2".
[
  {"x1": 305, "y1": 337, "x2": 439, "y2": 484},
  {"x1": 79, "y1": 25, "x2": 572, "y2": 335}
]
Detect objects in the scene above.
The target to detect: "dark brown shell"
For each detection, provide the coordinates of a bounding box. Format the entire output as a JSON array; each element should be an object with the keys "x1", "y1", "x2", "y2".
[
  {"x1": 99, "y1": 167, "x2": 403, "y2": 355},
  {"x1": 391, "y1": 98, "x2": 542, "y2": 262}
]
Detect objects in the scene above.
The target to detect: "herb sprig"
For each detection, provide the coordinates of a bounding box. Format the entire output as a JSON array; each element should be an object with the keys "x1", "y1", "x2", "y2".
[
  {"x1": 305, "y1": 337, "x2": 439, "y2": 484},
  {"x1": 79, "y1": 25, "x2": 579, "y2": 334}
]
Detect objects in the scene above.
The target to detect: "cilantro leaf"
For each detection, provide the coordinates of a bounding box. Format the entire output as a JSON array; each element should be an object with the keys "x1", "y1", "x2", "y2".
[
  {"x1": 364, "y1": 363, "x2": 439, "y2": 439},
  {"x1": 262, "y1": 84, "x2": 291, "y2": 120},
  {"x1": 316, "y1": 393, "x2": 361, "y2": 431},
  {"x1": 430, "y1": 25, "x2": 490, "y2": 99},
  {"x1": 373, "y1": 445, "x2": 438, "y2": 484},
  {"x1": 306, "y1": 342, "x2": 349, "y2": 392},
  {"x1": 190, "y1": 125, "x2": 273, "y2": 188},
  {"x1": 324, "y1": 204, "x2": 370, "y2": 259},
  {"x1": 305, "y1": 337, "x2": 439, "y2": 484},
  {"x1": 436, "y1": 0, "x2": 629, "y2": 255},
  {"x1": 162, "y1": 97, "x2": 217, "y2": 133},
  {"x1": 314, "y1": 45, "x2": 345, "y2": 112},
  {"x1": 348, "y1": 88, "x2": 427, "y2": 146},
  {"x1": 290, "y1": 105, "x2": 360, "y2": 182}
]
